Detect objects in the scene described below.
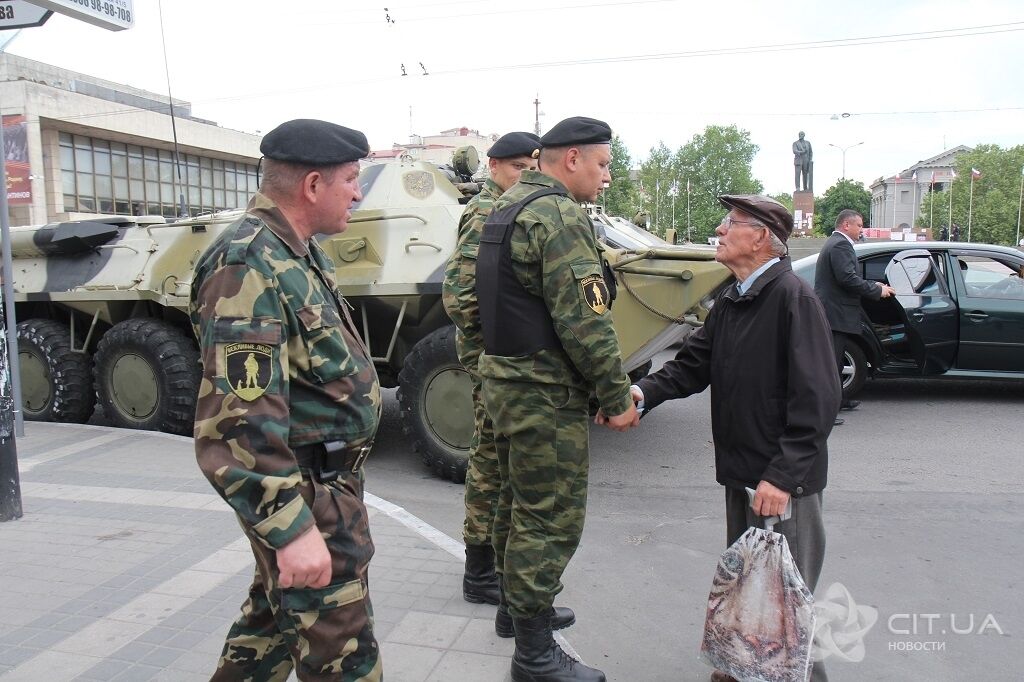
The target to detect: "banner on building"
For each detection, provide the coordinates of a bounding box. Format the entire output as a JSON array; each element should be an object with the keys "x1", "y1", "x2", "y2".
[{"x1": 3, "y1": 114, "x2": 31, "y2": 205}]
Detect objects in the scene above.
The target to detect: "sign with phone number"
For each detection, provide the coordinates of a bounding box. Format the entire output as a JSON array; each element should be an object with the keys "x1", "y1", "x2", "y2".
[{"x1": 24, "y1": 0, "x2": 134, "y2": 31}]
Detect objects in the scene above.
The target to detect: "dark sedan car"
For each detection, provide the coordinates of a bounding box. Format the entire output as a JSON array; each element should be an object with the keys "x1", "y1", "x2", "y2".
[{"x1": 793, "y1": 241, "x2": 1024, "y2": 399}]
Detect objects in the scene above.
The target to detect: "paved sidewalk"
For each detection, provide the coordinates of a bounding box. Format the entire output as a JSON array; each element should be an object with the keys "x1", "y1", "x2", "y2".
[{"x1": 0, "y1": 423, "x2": 523, "y2": 682}]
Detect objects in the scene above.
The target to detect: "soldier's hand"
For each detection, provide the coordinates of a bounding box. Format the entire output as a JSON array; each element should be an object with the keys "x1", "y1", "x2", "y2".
[
  {"x1": 277, "y1": 526, "x2": 332, "y2": 589},
  {"x1": 604, "y1": 403, "x2": 640, "y2": 432},
  {"x1": 879, "y1": 284, "x2": 895, "y2": 298}
]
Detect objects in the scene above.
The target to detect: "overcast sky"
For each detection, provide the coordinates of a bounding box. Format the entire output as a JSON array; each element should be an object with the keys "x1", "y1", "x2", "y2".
[{"x1": 6, "y1": 0, "x2": 1023, "y2": 195}]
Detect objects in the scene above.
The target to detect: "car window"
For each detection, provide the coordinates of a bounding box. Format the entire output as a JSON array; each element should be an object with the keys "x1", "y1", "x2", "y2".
[
  {"x1": 957, "y1": 255, "x2": 1024, "y2": 300},
  {"x1": 866, "y1": 251, "x2": 945, "y2": 294}
]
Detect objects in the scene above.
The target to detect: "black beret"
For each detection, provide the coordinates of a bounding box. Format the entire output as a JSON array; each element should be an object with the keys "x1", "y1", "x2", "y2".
[
  {"x1": 488, "y1": 132, "x2": 541, "y2": 159},
  {"x1": 539, "y1": 116, "x2": 612, "y2": 147},
  {"x1": 260, "y1": 119, "x2": 369, "y2": 165},
  {"x1": 718, "y1": 194, "x2": 794, "y2": 243}
]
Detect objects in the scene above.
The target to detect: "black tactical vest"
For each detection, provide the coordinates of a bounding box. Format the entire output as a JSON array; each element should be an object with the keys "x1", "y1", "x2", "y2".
[{"x1": 477, "y1": 188, "x2": 566, "y2": 357}]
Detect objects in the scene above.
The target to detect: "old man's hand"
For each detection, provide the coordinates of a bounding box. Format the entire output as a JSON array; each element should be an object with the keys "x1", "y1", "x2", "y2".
[{"x1": 752, "y1": 480, "x2": 791, "y2": 518}]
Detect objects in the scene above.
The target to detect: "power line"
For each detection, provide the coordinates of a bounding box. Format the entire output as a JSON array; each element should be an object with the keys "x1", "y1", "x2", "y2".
[{"x1": 432, "y1": 21, "x2": 1024, "y2": 75}]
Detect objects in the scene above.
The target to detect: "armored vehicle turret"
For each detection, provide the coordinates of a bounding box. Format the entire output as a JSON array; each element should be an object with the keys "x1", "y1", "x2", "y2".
[{"x1": 3, "y1": 155, "x2": 730, "y2": 481}]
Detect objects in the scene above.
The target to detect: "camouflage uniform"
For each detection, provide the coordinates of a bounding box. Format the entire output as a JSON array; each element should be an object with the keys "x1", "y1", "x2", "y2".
[
  {"x1": 478, "y1": 170, "x2": 632, "y2": 619},
  {"x1": 190, "y1": 192, "x2": 383, "y2": 681},
  {"x1": 441, "y1": 178, "x2": 502, "y2": 546}
]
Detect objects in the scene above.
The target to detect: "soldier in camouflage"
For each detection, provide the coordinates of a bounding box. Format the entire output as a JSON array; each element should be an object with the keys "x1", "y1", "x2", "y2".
[
  {"x1": 442, "y1": 131, "x2": 540, "y2": 606},
  {"x1": 190, "y1": 119, "x2": 383, "y2": 682},
  {"x1": 476, "y1": 117, "x2": 639, "y2": 682}
]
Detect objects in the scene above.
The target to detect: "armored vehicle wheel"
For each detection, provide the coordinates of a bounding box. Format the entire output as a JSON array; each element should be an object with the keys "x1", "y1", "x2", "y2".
[
  {"x1": 16, "y1": 318, "x2": 94, "y2": 423},
  {"x1": 93, "y1": 319, "x2": 200, "y2": 436},
  {"x1": 398, "y1": 326, "x2": 474, "y2": 483}
]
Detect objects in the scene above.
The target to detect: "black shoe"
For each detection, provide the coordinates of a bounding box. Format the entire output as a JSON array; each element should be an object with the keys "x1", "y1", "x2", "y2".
[
  {"x1": 510, "y1": 613, "x2": 605, "y2": 682},
  {"x1": 840, "y1": 400, "x2": 861, "y2": 410},
  {"x1": 463, "y1": 543, "x2": 500, "y2": 605},
  {"x1": 496, "y1": 578, "x2": 575, "y2": 638},
  {"x1": 834, "y1": 417, "x2": 845, "y2": 426}
]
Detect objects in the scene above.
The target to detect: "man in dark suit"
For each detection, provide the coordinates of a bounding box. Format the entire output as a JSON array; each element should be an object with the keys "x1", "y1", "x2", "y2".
[{"x1": 814, "y1": 210, "x2": 894, "y2": 424}]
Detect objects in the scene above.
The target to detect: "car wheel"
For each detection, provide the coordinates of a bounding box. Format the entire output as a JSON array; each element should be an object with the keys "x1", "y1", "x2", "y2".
[{"x1": 842, "y1": 342, "x2": 868, "y2": 401}]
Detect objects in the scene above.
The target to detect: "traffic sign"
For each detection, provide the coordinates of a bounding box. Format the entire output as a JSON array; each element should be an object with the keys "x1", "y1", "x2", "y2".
[
  {"x1": 24, "y1": 0, "x2": 133, "y2": 31},
  {"x1": 0, "y1": 1, "x2": 52, "y2": 30}
]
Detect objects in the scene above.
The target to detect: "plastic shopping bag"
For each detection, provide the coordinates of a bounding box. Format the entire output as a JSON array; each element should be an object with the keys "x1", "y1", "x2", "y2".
[{"x1": 700, "y1": 490, "x2": 815, "y2": 682}]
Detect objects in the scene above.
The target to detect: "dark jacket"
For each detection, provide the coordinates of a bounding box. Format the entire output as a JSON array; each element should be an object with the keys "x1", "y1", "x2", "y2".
[
  {"x1": 636, "y1": 259, "x2": 840, "y2": 496},
  {"x1": 814, "y1": 231, "x2": 882, "y2": 334}
]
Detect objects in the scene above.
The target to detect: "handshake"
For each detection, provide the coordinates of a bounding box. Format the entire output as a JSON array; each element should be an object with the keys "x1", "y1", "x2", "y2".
[{"x1": 593, "y1": 385, "x2": 645, "y2": 432}]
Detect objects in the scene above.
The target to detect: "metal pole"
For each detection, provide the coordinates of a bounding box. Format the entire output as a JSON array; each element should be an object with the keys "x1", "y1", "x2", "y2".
[
  {"x1": 0, "y1": 263, "x2": 22, "y2": 522},
  {"x1": 948, "y1": 176, "x2": 954, "y2": 241},
  {"x1": 967, "y1": 174, "x2": 975, "y2": 243},
  {"x1": 0, "y1": 108, "x2": 24, "y2": 438},
  {"x1": 686, "y1": 179, "x2": 691, "y2": 243},
  {"x1": 1016, "y1": 168, "x2": 1023, "y2": 248}
]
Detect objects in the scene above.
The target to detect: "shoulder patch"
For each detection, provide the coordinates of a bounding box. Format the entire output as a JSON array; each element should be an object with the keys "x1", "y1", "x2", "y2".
[
  {"x1": 225, "y1": 342, "x2": 274, "y2": 401},
  {"x1": 581, "y1": 274, "x2": 610, "y2": 314}
]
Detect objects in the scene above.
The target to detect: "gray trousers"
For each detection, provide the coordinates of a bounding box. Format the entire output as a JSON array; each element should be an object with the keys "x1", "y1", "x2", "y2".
[{"x1": 724, "y1": 486, "x2": 828, "y2": 682}]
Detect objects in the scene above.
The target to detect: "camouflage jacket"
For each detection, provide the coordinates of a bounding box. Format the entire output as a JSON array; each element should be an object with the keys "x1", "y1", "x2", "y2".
[
  {"x1": 476, "y1": 170, "x2": 632, "y2": 417},
  {"x1": 189, "y1": 192, "x2": 381, "y2": 549},
  {"x1": 441, "y1": 178, "x2": 502, "y2": 372}
]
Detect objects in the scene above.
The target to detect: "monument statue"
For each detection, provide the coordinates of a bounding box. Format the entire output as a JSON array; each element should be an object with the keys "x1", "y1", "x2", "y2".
[{"x1": 793, "y1": 131, "x2": 813, "y2": 192}]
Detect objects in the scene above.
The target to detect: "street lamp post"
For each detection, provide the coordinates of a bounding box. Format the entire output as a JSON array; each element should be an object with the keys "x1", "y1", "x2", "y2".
[{"x1": 828, "y1": 141, "x2": 864, "y2": 180}]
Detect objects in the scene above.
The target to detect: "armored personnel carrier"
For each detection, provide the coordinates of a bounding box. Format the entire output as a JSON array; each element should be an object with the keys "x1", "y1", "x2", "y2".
[{"x1": 3, "y1": 153, "x2": 730, "y2": 481}]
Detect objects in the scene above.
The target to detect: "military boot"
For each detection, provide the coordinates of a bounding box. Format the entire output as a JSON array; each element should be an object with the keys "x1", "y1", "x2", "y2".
[
  {"x1": 496, "y1": 578, "x2": 575, "y2": 638},
  {"x1": 463, "y1": 543, "x2": 500, "y2": 605},
  {"x1": 510, "y1": 613, "x2": 605, "y2": 682}
]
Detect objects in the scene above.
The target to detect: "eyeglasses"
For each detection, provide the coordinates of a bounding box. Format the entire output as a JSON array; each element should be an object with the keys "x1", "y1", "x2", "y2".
[{"x1": 719, "y1": 216, "x2": 767, "y2": 231}]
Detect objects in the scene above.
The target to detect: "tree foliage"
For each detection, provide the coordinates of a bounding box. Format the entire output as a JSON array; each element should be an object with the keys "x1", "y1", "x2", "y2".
[
  {"x1": 813, "y1": 179, "x2": 872, "y2": 235},
  {"x1": 602, "y1": 135, "x2": 639, "y2": 218},
  {"x1": 637, "y1": 126, "x2": 762, "y2": 242},
  {"x1": 918, "y1": 144, "x2": 1024, "y2": 245}
]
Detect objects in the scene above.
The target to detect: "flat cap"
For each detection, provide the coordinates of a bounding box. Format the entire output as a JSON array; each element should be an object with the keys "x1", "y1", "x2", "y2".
[
  {"x1": 488, "y1": 131, "x2": 541, "y2": 159},
  {"x1": 540, "y1": 116, "x2": 612, "y2": 147},
  {"x1": 719, "y1": 194, "x2": 793, "y2": 243},
  {"x1": 260, "y1": 119, "x2": 369, "y2": 165}
]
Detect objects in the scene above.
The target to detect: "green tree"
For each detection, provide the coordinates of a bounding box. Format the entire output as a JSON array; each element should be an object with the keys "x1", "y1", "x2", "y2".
[
  {"x1": 813, "y1": 179, "x2": 872, "y2": 235},
  {"x1": 602, "y1": 135, "x2": 639, "y2": 218},
  {"x1": 920, "y1": 144, "x2": 1024, "y2": 245},
  {"x1": 639, "y1": 125, "x2": 761, "y2": 242},
  {"x1": 769, "y1": 192, "x2": 794, "y2": 213}
]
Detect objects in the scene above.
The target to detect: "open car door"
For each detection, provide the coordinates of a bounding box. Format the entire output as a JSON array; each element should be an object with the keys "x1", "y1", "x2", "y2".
[{"x1": 884, "y1": 249, "x2": 958, "y2": 374}]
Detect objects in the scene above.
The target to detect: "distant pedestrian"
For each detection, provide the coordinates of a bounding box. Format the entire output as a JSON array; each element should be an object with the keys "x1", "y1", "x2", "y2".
[{"x1": 814, "y1": 209, "x2": 894, "y2": 424}]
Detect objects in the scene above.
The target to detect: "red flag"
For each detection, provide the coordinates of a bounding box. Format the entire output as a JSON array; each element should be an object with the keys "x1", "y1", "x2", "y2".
[{"x1": 971, "y1": 167, "x2": 982, "y2": 179}]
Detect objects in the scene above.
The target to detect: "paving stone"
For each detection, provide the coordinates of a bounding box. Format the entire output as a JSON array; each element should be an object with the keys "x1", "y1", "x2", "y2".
[
  {"x1": 426, "y1": 650, "x2": 512, "y2": 682},
  {"x1": 378, "y1": 642, "x2": 443, "y2": 682},
  {"x1": 386, "y1": 611, "x2": 469, "y2": 649}
]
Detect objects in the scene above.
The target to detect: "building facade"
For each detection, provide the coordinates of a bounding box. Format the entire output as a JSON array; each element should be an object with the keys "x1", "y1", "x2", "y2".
[
  {"x1": 869, "y1": 145, "x2": 969, "y2": 233},
  {"x1": 1, "y1": 53, "x2": 261, "y2": 226},
  {"x1": 370, "y1": 126, "x2": 497, "y2": 167}
]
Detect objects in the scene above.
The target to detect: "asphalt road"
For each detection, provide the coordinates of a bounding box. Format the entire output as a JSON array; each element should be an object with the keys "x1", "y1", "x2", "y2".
[{"x1": 368, "y1": 353, "x2": 1023, "y2": 682}]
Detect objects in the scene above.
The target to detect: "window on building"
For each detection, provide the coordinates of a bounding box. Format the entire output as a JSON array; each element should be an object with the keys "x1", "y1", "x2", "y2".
[{"x1": 58, "y1": 131, "x2": 259, "y2": 218}]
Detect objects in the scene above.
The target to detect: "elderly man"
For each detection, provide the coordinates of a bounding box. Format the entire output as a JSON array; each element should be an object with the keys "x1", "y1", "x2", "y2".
[
  {"x1": 631, "y1": 195, "x2": 840, "y2": 682},
  {"x1": 191, "y1": 119, "x2": 382, "y2": 681},
  {"x1": 477, "y1": 116, "x2": 639, "y2": 682},
  {"x1": 815, "y1": 209, "x2": 894, "y2": 421}
]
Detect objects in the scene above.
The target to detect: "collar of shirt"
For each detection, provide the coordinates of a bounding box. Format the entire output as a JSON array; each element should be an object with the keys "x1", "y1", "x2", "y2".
[
  {"x1": 246, "y1": 191, "x2": 310, "y2": 257},
  {"x1": 737, "y1": 257, "x2": 781, "y2": 295},
  {"x1": 517, "y1": 169, "x2": 573, "y2": 198},
  {"x1": 837, "y1": 230, "x2": 856, "y2": 246}
]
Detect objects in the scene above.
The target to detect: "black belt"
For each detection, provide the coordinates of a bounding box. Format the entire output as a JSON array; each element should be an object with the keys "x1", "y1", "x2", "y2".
[{"x1": 292, "y1": 440, "x2": 372, "y2": 482}]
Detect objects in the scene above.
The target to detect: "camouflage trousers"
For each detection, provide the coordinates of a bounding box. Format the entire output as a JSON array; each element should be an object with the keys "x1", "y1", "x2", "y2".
[
  {"x1": 481, "y1": 378, "x2": 590, "y2": 619},
  {"x1": 211, "y1": 471, "x2": 382, "y2": 682},
  {"x1": 463, "y1": 374, "x2": 501, "y2": 546}
]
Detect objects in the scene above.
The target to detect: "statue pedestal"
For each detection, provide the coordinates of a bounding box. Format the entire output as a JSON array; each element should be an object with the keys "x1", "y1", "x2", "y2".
[{"x1": 793, "y1": 191, "x2": 814, "y2": 236}]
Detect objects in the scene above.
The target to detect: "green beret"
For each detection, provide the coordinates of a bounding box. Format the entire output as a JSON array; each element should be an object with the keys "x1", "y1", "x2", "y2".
[
  {"x1": 540, "y1": 116, "x2": 612, "y2": 147},
  {"x1": 260, "y1": 119, "x2": 369, "y2": 165},
  {"x1": 488, "y1": 132, "x2": 541, "y2": 159}
]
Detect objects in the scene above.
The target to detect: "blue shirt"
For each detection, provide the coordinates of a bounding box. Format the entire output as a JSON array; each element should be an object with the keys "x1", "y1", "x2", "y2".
[{"x1": 737, "y1": 257, "x2": 781, "y2": 296}]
